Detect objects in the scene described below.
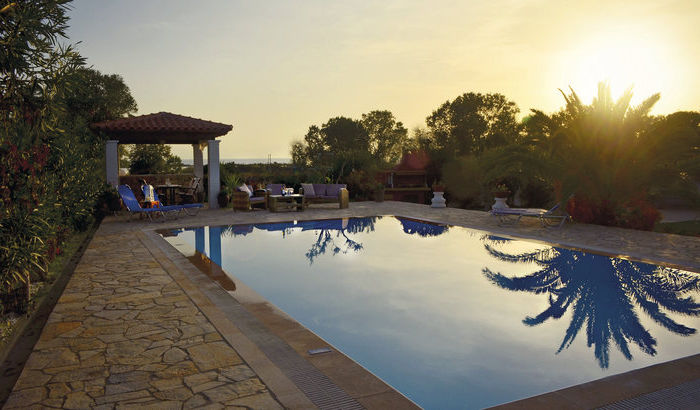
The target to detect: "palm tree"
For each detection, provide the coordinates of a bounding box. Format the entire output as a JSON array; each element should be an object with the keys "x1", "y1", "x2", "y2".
[
  {"x1": 481, "y1": 236, "x2": 700, "y2": 368},
  {"x1": 480, "y1": 83, "x2": 697, "y2": 226}
]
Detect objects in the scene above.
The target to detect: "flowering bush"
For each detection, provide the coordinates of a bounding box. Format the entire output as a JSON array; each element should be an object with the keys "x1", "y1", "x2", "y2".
[
  {"x1": 566, "y1": 195, "x2": 661, "y2": 231},
  {"x1": 0, "y1": 1, "x2": 136, "y2": 312}
]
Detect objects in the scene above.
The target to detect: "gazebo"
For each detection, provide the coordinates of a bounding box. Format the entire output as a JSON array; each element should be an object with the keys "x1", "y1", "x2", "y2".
[{"x1": 91, "y1": 112, "x2": 233, "y2": 208}]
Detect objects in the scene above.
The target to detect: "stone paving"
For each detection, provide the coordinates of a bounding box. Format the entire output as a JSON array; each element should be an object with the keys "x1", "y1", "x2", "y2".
[
  {"x1": 5, "y1": 201, "x2": 700, "y2": 409},
  {"x1": 5, "y1": 231, "x2": 282, "y2": 409}
]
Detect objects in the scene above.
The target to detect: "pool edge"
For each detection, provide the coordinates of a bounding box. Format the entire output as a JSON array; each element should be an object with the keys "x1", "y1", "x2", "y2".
[{"x1": 141, "y1": 229, "x2": 420, "y2": 410}]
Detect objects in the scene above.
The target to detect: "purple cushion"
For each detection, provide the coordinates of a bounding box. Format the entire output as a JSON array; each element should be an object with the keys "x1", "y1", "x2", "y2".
[
  {"x1": 266, "y1": 184, "x2": 284, "y2": 195},
  {"x1": 312, "y1": 184, "x2": 327, "y2": 197},
  {"x1": 326, "y1": 184, "x2": 345, "y2": 197},
  {"x1": 250, "y1": 196, "x2": 265, "y2": 202},
  {"x1": 301, "y1": 183, "x2": 315, "y2": 198}
]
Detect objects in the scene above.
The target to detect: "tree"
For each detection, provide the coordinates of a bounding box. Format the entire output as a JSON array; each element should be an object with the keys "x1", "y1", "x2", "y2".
[
  {"x1": 481, "y1": 83, "x2": 698, "y2": 227},
  {"x1": 291, "y1": 116, "x2": 370, "y2": 182},
  {"x1": 361, "y1": 110, "x2": 408, "y2": 166},
  {"x1": 425, "y1": 92, "x2": 520, "y2": 159},
  {"x1": 291, "y1": 110, "x2": 411, "y2": 182},
  {"x1": 62, "y1": 67, "x2": 137, "y2": 124},
  {"x1": 642, "y1": 111, "x2": 700, "y2": 204},
  {"x1": 129, "y1": 144, "x2": 184, "y2": 175}
]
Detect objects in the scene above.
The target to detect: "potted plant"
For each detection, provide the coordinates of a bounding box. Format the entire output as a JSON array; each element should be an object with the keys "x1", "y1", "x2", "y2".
[
  {"x1": 431, "y1": 181, "x2": 447, "y2": 208},
  {"x1": 432, "y1": 181, "x2": 445, "y2": 192},
  {"x1": 491, "y1": 183, "x2": 510, "y2": 209},
  {"x1": 218, "y1": 174, "x2": 242, "y2": 208},
  {"x1": 492, "y1": 183, "x2": 510, "y2": 198},
  {"x1": 374, "y1": 182, "x2": 385, "y2": 202}
]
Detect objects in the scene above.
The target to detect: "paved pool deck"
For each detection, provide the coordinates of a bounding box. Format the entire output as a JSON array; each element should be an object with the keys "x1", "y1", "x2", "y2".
[{"x1": 4, "y1": 201, "x2": 700, "y2": 409}]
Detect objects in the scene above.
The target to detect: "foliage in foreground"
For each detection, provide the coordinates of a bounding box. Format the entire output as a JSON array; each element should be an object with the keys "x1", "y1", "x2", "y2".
[{"x1": 0, "y1": 0, "x2": 136, "y2": 312}]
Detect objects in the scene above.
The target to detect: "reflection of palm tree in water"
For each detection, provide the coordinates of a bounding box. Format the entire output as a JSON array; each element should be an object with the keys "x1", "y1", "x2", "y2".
[{"x1": 481, "y1": 236, "x2": 700, "y2": 368}]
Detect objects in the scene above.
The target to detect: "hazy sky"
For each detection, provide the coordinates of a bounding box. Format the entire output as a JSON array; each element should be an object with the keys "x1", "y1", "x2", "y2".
[{"x1": 67, "y1": 0, "x2": 700, "y2": 160}]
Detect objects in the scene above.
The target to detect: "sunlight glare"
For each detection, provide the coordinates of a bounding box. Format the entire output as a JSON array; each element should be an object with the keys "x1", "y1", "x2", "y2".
[{"x1": 556, "y1": 26, "x2": 673, "y2": 109}]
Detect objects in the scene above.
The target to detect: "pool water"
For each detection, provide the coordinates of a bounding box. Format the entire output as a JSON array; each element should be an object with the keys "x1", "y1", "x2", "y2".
[{"x1": 163, "y1": 216, "x2": 700, "y2": 409}]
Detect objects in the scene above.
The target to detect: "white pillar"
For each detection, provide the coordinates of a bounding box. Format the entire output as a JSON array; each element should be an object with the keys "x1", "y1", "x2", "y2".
[
  {"x1": 106, "y1": 140, "x2": 119, "y2": 187},
  {"x1": 192, "y1": 143, "x2": 204, "y2": 192},
  {"x1": 207, "y1": 139, "x2": 221, "y2": 208}
]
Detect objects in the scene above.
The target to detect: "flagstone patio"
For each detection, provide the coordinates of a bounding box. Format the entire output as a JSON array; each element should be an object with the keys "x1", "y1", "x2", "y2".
[{"x1": 4, "y1": 201, "x2": 699, "y2": 409}]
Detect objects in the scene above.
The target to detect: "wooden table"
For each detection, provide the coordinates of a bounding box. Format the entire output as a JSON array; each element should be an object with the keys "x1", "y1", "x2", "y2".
[
  {"x1": 156, "y1": 184, "x2": 182, "y2": 205},
  {"x1": 268, "y1": 194, "x2": 306, "y2": 212}
]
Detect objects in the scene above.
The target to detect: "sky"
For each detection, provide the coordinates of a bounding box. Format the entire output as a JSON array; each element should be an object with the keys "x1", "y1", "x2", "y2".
[{"x1": 66, "y1": 0, "x2": 700, "y2": 160}]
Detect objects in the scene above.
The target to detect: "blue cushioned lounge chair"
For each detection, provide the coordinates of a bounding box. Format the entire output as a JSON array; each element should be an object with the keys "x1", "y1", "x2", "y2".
[
  {"x1": 118, "y1": 185, "x2": 182, "y2": 222},
  {"x1": 151, "y1": 189, "x2": 203, "y2": 216},
  {"x1": 490, "y1": 203, "x2": 570, "y2": 228}
]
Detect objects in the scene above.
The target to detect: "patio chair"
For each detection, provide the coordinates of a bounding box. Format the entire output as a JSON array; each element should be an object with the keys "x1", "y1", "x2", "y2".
[
  {"x1": 118, "y1": 185, "x2": 181, "y2": 222},
  {"x1": 490, "y1": 203, "x2": 570, "y2": 228},
  {"x1": 232, "y1": 184, "x2": 268, "y2": 211},
  {"x1": 177, "y1": 177, "x2": 201, "y2": 204}
]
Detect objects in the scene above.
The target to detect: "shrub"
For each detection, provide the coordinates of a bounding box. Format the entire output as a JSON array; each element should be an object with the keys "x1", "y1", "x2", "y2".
[
  {"x1": 519, "y1": 179, "x2": 553, "y2": 208},
  {"x1": 566, "y1": 195, "x2": 661, "y2": 231},
  {"x1": 441, "y1": 156, "x2": 485, "y2": 208}
]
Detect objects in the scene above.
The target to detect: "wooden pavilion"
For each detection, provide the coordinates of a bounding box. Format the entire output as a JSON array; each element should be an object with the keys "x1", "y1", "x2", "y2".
[{"x1": 91, "y1": 112, "x2": 233, "y2": 208}]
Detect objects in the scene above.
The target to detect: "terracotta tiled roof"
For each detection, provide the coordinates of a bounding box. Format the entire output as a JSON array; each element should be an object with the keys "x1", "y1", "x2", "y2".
[{"x1": 91, "y1": 112, "x2": 232, "y2": 134}]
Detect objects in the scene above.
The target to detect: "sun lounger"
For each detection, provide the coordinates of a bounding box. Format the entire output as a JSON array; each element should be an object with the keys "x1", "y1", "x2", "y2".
[
  {"x1": 491, "y1": 203, "x2": 570, "y2": 228},
  {"x1": 118, "y1": 185, "x2": 183, "y2": 222},
  {"x1": 151, "y1": 189, "x2": 203, "y2": 216}
]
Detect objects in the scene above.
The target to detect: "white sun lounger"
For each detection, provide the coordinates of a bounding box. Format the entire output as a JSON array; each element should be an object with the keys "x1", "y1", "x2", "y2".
[{"x1": 490, "y1": 204, "x2": 570, "y2": 228}]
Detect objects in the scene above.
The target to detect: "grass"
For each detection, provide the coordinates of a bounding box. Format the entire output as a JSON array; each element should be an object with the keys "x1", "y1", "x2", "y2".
[
  {"x1": 654, "y1": 220, "x2": 700, "y2": 237},
  {"x1": 0, "y1": 228, "x2": 92, "y2": 349}
]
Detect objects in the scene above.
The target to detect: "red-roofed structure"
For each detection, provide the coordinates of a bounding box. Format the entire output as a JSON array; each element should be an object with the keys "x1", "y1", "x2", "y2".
[
  {"x1": 93, "y1": 112, "x2": 234, "y2": 208},
  {"x1": 91, "y1": 112, "x2": 232, "y2": 144},
  {"x1": 380, "y1": 151, "x2": 431, "y2": 204}
]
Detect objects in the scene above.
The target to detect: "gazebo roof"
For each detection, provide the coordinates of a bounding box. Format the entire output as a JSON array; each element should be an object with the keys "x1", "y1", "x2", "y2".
[{"x1": 91, "y1": 112, "x2": 233, "y2": 144}]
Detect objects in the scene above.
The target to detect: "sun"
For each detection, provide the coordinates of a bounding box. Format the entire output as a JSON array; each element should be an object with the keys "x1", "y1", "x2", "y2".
[{"x1": 554, "y1": 24, "x2": 674, "y2": 109}]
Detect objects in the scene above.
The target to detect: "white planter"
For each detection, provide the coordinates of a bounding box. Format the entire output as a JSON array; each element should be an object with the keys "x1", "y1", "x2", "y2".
[
  {"x1": 492, "y1": 197, "x2": 509, "y2": 210},
  {"x1": 431, "y1": 191, "x2": 446, "y2": 208}
]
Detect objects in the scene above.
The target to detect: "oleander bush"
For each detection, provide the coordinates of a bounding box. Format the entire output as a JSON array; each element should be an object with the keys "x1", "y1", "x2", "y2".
[{"x1": 0, "y1": 1, "x2": 136, "y2": 312}]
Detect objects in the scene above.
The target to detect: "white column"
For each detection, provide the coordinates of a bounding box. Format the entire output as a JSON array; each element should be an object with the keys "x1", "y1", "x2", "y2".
[
  {"x1": 207, "y1": 139, "x2": 221, "y2": 208},
  {"x1": 106, "y1": 140, "x2": 119, "y2": 187},
  {"x1": 192, "y1": 143, "x2": 204, "y2": 192}
]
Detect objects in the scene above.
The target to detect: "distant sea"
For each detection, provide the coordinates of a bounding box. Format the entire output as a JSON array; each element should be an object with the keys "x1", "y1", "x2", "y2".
[{"x1": 181, "y1": 158, "x2": 291, "y2": 165}]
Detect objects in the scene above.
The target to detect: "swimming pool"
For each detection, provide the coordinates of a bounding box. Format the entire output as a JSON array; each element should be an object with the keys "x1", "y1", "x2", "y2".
[{"x1": 163, "y1": 216, "x2": 700, "y2": 409}]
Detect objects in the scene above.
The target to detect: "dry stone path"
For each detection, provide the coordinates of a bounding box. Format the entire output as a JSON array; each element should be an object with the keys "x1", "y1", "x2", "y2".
[{"x1": 5, "y1": 231, "x2": 282, "y2": 409}]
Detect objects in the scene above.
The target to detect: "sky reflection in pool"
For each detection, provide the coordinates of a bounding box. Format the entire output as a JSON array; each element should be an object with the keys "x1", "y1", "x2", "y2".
[{"x1": 163, "y1": 216, "x2": 700, "y2": 409}]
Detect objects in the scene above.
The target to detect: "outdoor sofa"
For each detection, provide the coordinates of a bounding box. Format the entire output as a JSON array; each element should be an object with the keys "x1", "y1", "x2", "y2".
[{"x1": 300, "y1": 183, "x2": 349, "y2": 209}]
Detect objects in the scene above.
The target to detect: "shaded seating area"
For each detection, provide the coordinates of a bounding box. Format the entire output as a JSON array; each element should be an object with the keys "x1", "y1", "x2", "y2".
[
  {"x1": 93, "y1": 112, "x2": 233, "y2": 208},
  {"x1": 122, "y1": 175, "x2": 202, "y2": 207}
]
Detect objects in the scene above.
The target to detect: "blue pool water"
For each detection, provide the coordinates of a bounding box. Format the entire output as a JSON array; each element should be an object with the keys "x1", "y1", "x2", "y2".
[{"x1": 163, "y1": 216, "x2": 700, "y2": 409}]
